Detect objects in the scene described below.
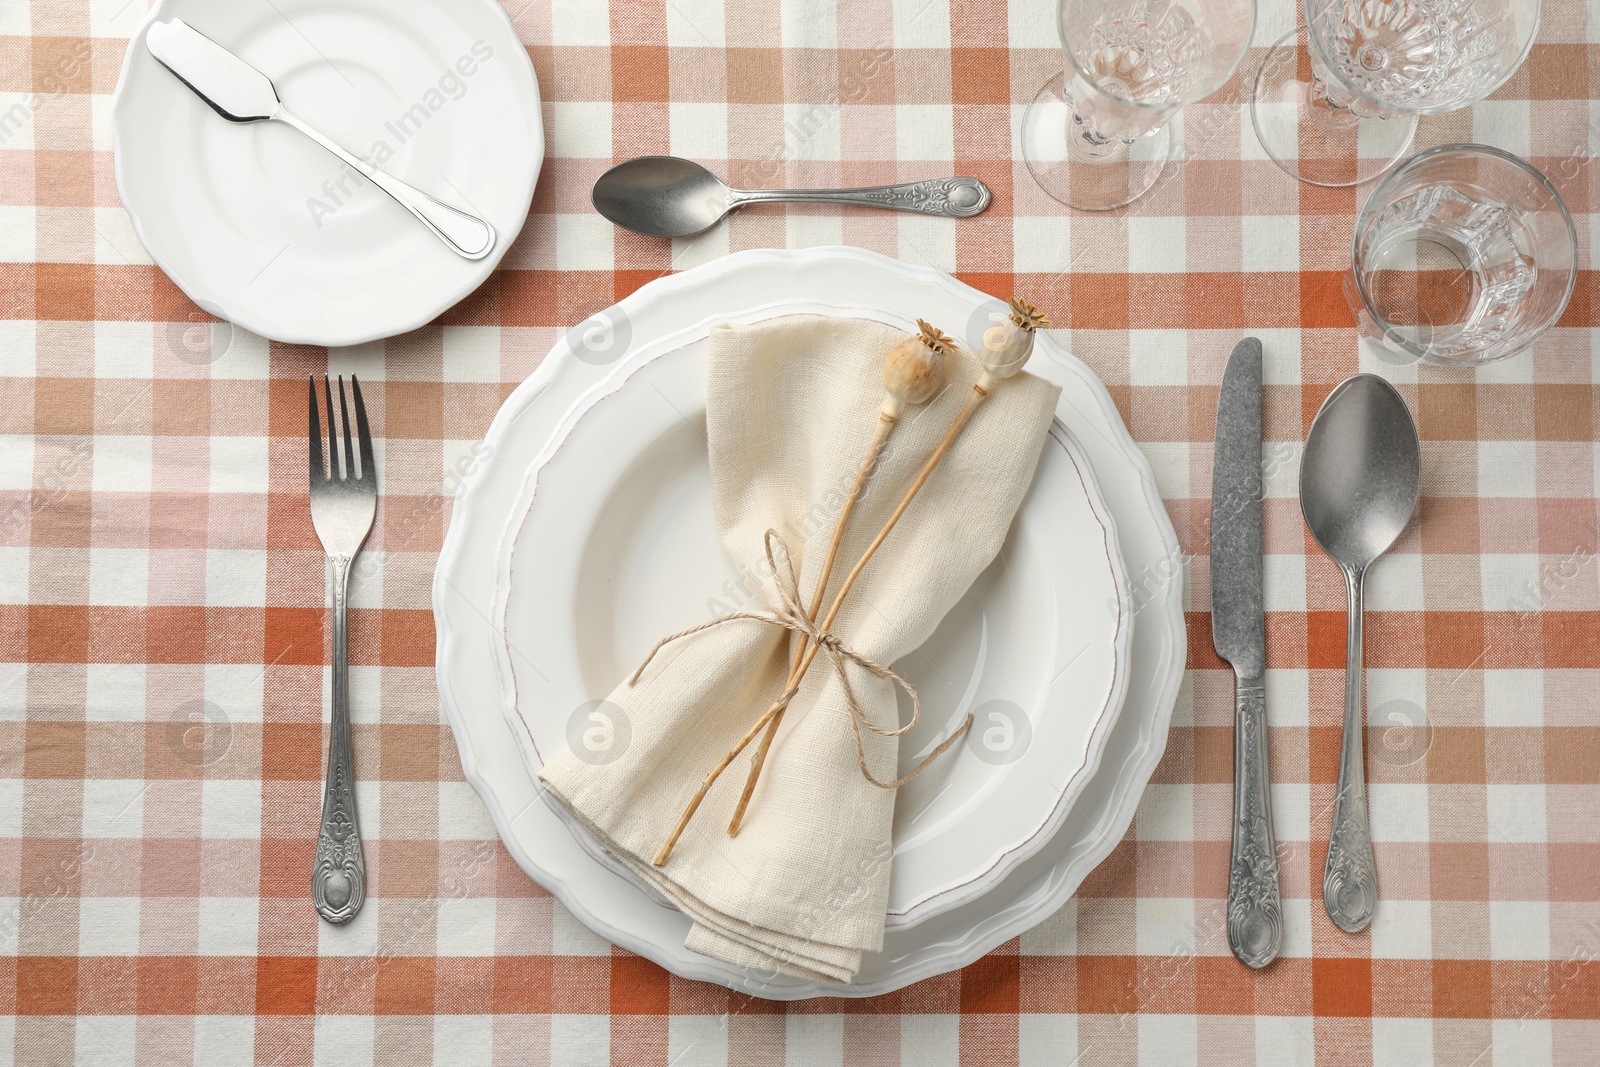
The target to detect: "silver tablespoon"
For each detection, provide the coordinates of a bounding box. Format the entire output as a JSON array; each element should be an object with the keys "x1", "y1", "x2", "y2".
[
  {"x1": 591, "y1": 156, "x2": 992, "y2": 237},
  {"x1": 1299, "y1": 373, "x2": 1420, "y2": 933}
]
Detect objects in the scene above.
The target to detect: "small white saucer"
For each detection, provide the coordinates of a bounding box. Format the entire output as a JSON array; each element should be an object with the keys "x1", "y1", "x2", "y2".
[{"x1": 112, "y1": 0, "x2": 542, "y2": 347}]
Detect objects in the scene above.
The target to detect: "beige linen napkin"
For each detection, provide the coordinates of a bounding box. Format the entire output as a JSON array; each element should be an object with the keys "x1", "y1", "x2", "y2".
[{"x1": 539, "y1": 314, "x2": 1061, "y2": 982}]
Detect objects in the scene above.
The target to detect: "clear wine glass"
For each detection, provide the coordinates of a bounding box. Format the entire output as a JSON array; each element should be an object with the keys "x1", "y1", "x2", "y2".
[
  {"x1": 1251, "y1": 0, "x2": 1542, "y2": 187},
  {"x1": 1021, "y1": 0, "x2": 1258, "y2": 212}
]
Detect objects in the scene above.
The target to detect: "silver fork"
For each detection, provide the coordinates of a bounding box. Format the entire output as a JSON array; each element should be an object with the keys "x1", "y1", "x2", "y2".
[{"x1": 308, "y1": 375, "x2": 376, "y2": 924}]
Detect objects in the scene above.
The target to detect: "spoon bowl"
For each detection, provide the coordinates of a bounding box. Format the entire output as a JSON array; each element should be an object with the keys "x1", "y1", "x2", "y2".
[
  {"x1": 1298, "y1": 372, "x2": 1421, "y2": 935},
  {"x1": 591, "y1": 155, "x2": 993, "y2": 238},
  {"x1": 592, "y1": 156, "x2": 732, "y2": 238},
  {"x1": 1300, "y1": 375, "x2": 1422, "y2": 569}
]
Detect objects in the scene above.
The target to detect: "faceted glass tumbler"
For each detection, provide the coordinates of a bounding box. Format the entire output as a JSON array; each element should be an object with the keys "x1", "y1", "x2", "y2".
[{"x1": 1346, "y1": 144, "x2": 1577, "y2": 367}]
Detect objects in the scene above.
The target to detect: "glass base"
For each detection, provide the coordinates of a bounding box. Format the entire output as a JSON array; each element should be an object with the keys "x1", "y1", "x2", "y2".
[
  {"x1": 1249, "y1": 27, "x2": 1417, "y2": 188},
  {"x1": 1021, "y1": 73, "x2": 1173, "y2": 212}
]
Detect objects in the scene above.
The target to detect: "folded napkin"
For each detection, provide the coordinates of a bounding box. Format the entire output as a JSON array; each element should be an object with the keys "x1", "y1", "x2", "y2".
[{"x1": 539, "y1": 314, "x2": 1061, "y2": 981}]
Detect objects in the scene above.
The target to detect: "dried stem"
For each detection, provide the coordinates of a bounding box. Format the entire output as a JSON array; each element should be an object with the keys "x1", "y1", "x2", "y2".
[
  {"x1": 727, "y1": 405, "x2": 900, "y2": 834},
  {"x1": 656, "y1": 403, "x2": 902, "y2": 865},
  {"x1": 821, "y1": 377, "x2": 992, "y2": 636},
  {"x1": 652, "y1": 690, "x2": 800, "y2": 866},
  {"x1": 655, "y1": 352, "x2": 1009, "y2": 865},
  {"x1": 723, "y1": 374, "x2": 996, "y2": 837}
]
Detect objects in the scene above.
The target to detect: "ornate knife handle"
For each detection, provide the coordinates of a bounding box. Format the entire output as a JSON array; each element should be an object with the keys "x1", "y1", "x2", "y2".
[
  {"x1": 313, "y1": 555, "x2": 365, "y2": 924},
  {"x1": 1227, "y1": 680, "x2": 1282, "y2": 968},
  {"x1": 731, "y1": 177, "x2": 992, "y2": 218}
]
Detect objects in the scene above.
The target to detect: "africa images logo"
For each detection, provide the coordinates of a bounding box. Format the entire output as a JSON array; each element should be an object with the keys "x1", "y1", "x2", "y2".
[
  {"x1": 964, "y1": 699, "x2": 1033, "y2": 766},
  {"x1": 565, "y1": 299, "x2": 633, "y2": 367},
  {"x1": 166, "y1": 699, "x2": 233, "y2": 767},
  {"x1": 566, "y1": 700, "x2": 632, "y2": 766}
]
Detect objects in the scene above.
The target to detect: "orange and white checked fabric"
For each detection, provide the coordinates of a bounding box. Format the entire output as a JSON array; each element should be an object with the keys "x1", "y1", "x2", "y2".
[{"x1": 1, "y1": 0, "x2": 1598, "y2": 1063}]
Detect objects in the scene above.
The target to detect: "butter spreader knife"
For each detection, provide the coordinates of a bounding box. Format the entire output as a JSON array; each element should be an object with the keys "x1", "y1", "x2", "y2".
[
  {"x1": 1211, "y1": 337, "x2": 1282, "y2": 969},
  {"x1": 146, "y1": 18, "x2": 495, "y2": 260}
]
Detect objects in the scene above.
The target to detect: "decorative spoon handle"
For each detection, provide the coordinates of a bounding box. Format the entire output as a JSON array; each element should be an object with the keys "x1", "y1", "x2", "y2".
[
  {"x1": 730, "y1": 176, "x2": 991, "y2": 217},
  {"x1": 1325, "y1": 564, "x2": 1378, "y2": 932},
  {"x1": 1227, "y1": 678, "x2": 1282, "y2": 968}
]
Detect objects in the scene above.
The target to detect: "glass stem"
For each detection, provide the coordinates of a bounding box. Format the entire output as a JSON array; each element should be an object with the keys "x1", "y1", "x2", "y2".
[
  {"x1": 1063, "y1": 88, "x2": 1127, "y2": 160},
  {"x1": 1309, "y1": 74, "x2": 1367, "y2": 129},
  {"x1": 1076, "y1": 119, "x2": 1114, "y2": 148}
]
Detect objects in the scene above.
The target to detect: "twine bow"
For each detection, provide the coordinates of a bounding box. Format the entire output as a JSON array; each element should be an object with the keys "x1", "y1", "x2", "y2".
[{"x1": 629, "y1": 530, "x2": 972, "y2": 792}]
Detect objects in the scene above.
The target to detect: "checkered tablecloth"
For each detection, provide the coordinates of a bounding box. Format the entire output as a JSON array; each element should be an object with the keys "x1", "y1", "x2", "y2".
[{"x1": 2, "y1": 0, "x2": 1598, "y2": 1062}]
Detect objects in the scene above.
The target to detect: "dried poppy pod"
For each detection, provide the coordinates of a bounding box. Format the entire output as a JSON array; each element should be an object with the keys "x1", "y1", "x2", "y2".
[
  {"x1": 980, "y1": 298, "x2": 1050, "y2": 383},
  {"x1": 882, "y1": 319, "x2": 952, "y2": 416}
]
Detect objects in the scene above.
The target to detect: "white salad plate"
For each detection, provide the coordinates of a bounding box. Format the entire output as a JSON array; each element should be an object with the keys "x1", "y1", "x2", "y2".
[
  {"x1": 433, "y1": 247, "x2": 1185, "y2": 998},
  {"x1": 491, "y1": 308, "x2": 1133, "y2": 931},
  {"x1": 112, "y1": 0, "x2": 542, "y2": 347}
]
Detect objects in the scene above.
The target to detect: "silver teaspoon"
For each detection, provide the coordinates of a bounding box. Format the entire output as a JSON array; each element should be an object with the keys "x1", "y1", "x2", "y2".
[
  {"x1": 591, "y1": 156, "x2": 992, "y2": 237},
  {"x1": 147, "y1": 18, "x2": 496, "y2": 260},
  {"x1": 1299, "y1": 373, "x2": 1420, "y2": 933}
]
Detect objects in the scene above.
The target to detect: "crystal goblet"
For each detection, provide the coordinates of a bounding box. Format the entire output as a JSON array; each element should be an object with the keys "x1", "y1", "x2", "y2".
[
  {"x1": 1251, "y1": 0, "x2": 1542, "y2": 187},
  {"x1": 1022, "y1": 0, "x2": 1258, "y2": 211}
]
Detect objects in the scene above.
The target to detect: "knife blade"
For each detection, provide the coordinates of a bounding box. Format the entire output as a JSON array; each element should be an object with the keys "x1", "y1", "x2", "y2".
[
  {"x1": 1210, "y1": 336, "x2": 1282, "y2": 969},
  {"x1": 147, "y1": 18, "x2": 282, "y2": 124},
  {"x1": 1212, "y1": 338, "x2": 1264, "y2": 675}
]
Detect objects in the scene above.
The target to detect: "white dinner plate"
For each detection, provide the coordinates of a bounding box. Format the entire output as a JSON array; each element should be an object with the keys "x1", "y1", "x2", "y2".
[
  {"x1": 112, "y1": 0, "x2": 542, "y2": 347},
  {"x1": 433, "y1": 247, "x2": 1185, "y2": 998},
  {"x1": 492, "y1": 309, "x2": 1132, "y2": 930}
]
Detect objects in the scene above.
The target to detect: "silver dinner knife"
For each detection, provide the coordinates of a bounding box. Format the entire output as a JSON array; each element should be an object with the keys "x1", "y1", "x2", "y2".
[
  {"x1": 1211, "y1": 336, "x2": 1282, "y2": 969},
  {"x1": 145, "y1": 18, "x2": 495, "y2": 260}
]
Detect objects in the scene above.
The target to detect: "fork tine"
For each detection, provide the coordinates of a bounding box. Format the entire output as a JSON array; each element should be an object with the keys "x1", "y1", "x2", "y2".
[
  {"x1": 338, "y1": 376, "x2": 356, "y2": 482},
  {"x1": 308, "y1": 376, "x2": 325, "y2": 482},
  {"x1": 351, "y1": 375, "x2": 375, "y2": 482},
  {"x1": 323, "y1": 375, "x2": 341, "y2": 478}
]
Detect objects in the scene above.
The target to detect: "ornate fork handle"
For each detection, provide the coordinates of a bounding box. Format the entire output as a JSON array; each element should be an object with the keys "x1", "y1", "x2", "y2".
[
  {"x1": 731, "y1": 177, "x2": 991, "y2": 218},
  {"x1": 313, "y1": 553, "x2": 365, "y2": 924},
  {"x1": 1228, "y1": 679, "x2": 1282, "y2": 968}
]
